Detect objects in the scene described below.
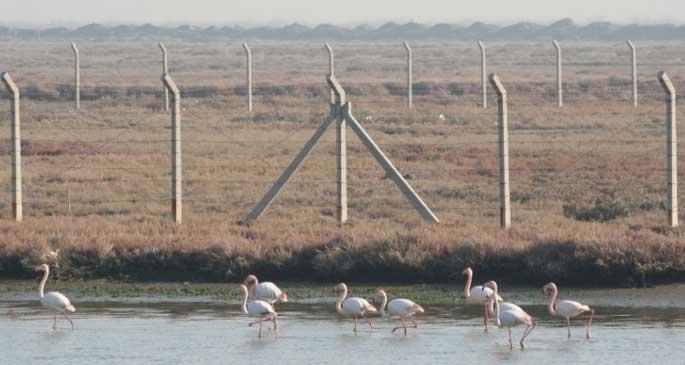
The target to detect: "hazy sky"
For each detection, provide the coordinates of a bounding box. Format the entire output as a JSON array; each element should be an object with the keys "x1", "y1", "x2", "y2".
[{"x1": 1, "y1": 0, "x2": 684, "y2": 27}]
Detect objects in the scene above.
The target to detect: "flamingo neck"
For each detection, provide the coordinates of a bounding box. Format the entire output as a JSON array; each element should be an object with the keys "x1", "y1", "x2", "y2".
[
  {"x1": 493, "y1": 288, "x2": 501, "y2": 327},
  {"x1": 378, "y1": 292, "x2": 388, "y2": 314},
  {"x1": 547, "y1": 287, "x2": 558, "y2": 316},
  {"x1": 38, "y1": 268, "x2": 49, "y2": 299},
  {"x1": 464, "y1": 271, "x2": 472, "y2": 298},
  {"x1": 240, "y1": 286, "x2": 248, "y2": 314},
  {"x1": 335, "y1": 287, "x2": 347, "y2": 313}
]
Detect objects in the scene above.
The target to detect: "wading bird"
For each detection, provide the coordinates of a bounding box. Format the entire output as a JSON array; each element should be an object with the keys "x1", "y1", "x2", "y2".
[
  {"x1": 484, "y1": 281, "x2": 535, "y2": 350},
  {"x1": 371, "y1": 289, "x2": 424, "y2": 336},
  {"x1": 463, "y1": 267, "x2": 501, "y2": 332},
  {"x1": 244, "y1": 274, "x2": 288, "y2": 304},
  {"x1": 238, "y1": 284, "x2": 278, "y2": 338},
  {"x1": 335, "y1": 283, "x2": 377, "y2": 333},
  {"x1": 543, "y1": 282, "x2": 594, "y2": 339},
  {"x1": 35, "y1": 264, "x2": 75, "y2": 330}
]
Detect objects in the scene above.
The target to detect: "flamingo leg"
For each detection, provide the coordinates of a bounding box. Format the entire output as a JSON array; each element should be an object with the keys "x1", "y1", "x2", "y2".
[
  {"x1": 258, "y1": 318, "x2": 263, "y2": 338},
  {"x1": 363, "y1": 314, "x2": 374, "y2": 329},
  {"x1": 63, "y1": 313, "x2": 74, "y2": 329},
  {"x1": 483, "y1": 305, "x2": 489, "y2": 332},
  {"x1": 410, "y1": 318, "x2": 418, "y2": 329},
  {"x1": 354, "y1": 315, "x2": 358, "y2": 333},
  {"x1": 53, "y1": 315, "x2": 57, "y2": 330},
  {"x1": 567, "y1": 318, "x2": 572, "y2": 338},
  {"x1": 273, "y1": 315, "x2": 278, "y2": 333},
  {"x1": 508, "y1": 328, "x2": 513, "y2": 350},
  {"x1": 586, "y1": 309, "x2": 595, "y2": 339},
  {"x1": 520, "y1": 321, "x2": 536, "y2": 349}
]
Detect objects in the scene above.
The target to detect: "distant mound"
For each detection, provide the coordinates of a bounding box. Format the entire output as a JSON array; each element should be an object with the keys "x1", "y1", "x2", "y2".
[{"x1": 2, "y1": 19, "x2": 685, "y2": 41}]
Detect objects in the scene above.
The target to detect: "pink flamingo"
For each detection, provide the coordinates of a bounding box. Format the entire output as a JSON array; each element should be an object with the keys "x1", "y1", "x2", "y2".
[
  {"x1": 484, "y1": 281, "x2": 536, "y2": 350},
  {"x1": 335, "y1": 283, "x2": 377, "y2": 333},
  {"x1": 371, "y1": 289, "x2": 425, "y2": 336},
  {"x1": 543, "y1": 282, "x2": 594, "y2": 339},
  {"x1": 238, "y1": 284, "x2": 277, "y2": 338},
  {"x1": 35, "y1": 264, "x2": 76, "y2": 330},
  {"x1": 462, "y1": 267, "x2": 501, "y2": 332}
]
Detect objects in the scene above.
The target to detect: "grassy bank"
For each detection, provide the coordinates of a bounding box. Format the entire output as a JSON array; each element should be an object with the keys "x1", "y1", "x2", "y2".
[
  {"x1": 1, "y1": 41, "x2": 685, "y2": 288},
  {"x1": 1, "y1": 216, "x2": 684, "y2": 287}
]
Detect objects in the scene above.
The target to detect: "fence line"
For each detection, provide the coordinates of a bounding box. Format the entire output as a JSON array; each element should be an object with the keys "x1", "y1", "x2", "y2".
[{"x1": 1, "y1": 42, "x2": 683, "y2": 228}]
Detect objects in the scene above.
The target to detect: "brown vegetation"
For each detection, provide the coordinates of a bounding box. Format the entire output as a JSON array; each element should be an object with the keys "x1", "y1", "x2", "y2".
[{"x1": 0, "y1": 41, "x2": 684, "y2": 286}]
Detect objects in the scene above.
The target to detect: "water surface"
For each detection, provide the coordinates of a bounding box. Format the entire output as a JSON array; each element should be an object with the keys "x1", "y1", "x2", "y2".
[{"x1": 2, "y1": 285, "x2": 685, "y2": 364}]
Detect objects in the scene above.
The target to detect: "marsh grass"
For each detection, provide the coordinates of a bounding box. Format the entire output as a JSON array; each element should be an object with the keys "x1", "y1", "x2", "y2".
[{"x1": 0, "y1": 41, "x2": 684, "y2": 286}]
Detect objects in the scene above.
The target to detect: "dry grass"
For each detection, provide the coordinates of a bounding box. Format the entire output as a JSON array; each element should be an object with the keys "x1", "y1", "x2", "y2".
[{"x1": 0, "y1": 40, "x2": 684, "y2": 286}]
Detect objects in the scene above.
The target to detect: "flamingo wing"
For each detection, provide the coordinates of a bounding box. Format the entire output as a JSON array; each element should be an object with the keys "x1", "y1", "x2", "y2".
[
  {"x1": 42, "y1": 291, "x2": 75, "y2": 312},
  {"x1": 388, "y1": 298, "x2": 423, "y2": 317},
  {"x1": 254, "y1": 282, "x2": 284, "y2": 303},
  {"x1": 556, "y1": 300, "x2": 590, "y2": 318},
  {"x1": 341, "y1": 297, "x2": 376, "y2": 316},
  {"x1": 499, "y1": 308, "x2": 533, "y2": 327},
  {"x1": 246, "y1": 300, "x2": 276, "y2": 317},
  {"x1": 467, "y1": 285, "x2": 494, "y2": 304}
]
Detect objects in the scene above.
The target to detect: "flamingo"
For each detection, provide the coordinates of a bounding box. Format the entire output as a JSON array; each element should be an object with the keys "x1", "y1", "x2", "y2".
[
  {"x1": 484, "y1": 281, "x2": 535, "y2": 350},
  {"x1": 244, "y1": 274, "x2": 288, "y2": 304},
  {"x1": 35, "y1": 264, "x2": 75, "y2": 330},
  {"x1": 238, "y1": 284, "x2": 278, "y2": 338},
  {"x1": 462, "y1": 267, "x2": 502, "y2": 332},
  {"x1": 335, "y1": 283, "x2": 377, "y2": 333},
  {"x1": 543, "y1": 282, "x2": 594, "y2": 339},
  {"x1": 371, "y1": 289, "x2": 425, "y2": 336}
]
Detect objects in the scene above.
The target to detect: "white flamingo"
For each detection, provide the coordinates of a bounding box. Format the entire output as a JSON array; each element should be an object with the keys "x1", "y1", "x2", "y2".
[
  {"x1": 238, "y1": 284, "x2": 278, "y2": 338},
  {"x1": 484, "y1": 281, "x2": 536, "y2": 350},
  {"x1": 372, "y1": 289, "x2": 424, "y2": 336},
  {"x1": 543, "y1": 282, "x2": 594, "y2": 339},
  {"x1": 35, "y1": 264, "x2": 75, "y2": 330},
  {"x1": 244, "y1": 274, "x2": 288, "y2": 304},
  {"x1": 335, "y1": 283, "x2": 377, "y2": 333},
  {"x1": 462, "y1": 267, "x2": 501, "y2": 332}
]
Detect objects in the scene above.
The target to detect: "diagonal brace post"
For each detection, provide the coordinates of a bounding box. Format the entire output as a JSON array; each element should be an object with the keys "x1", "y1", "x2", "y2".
[{"x1": 342, "y1": 103, "x2": 439, "y2": 223}]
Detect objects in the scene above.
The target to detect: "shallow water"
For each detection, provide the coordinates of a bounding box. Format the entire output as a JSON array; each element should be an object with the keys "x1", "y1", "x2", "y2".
[{"x1": 2, "y1": 287, "x2": 685, "y2": 364}]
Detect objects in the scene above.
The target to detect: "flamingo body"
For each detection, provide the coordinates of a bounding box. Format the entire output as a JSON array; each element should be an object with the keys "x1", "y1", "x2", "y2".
[
  {"x1": 340, "y1": 297, "x2": 376, "y2": 316},
  {"x1": 244, "y1": 275, "x2": 288, "y2": 304},
  {"x1": 387, "y1": 298, "x2": 424, "y2": 318},
  {"x1": 555, "y1": 300, "x2": 591, "y2": 318},
  {"x1": 41, "y1": 291, "x2": 76, "y2": 313}
]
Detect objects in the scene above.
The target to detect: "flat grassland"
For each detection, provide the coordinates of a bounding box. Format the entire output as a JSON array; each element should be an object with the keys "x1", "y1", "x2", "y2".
[{"x1": 0, "y1": 41, "x2": 684, "y2": 286}]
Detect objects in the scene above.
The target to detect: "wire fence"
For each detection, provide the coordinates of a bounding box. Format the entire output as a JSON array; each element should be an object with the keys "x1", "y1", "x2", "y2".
[{"x1": 1, "y1": 41, "x2": 684, "y2": 227}]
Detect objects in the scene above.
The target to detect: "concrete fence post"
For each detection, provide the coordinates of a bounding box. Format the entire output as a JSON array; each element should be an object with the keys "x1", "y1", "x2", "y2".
[
  {"x1": 627, "y1": 40, "x2": 638, "y2": 107},
  {"x1": 489, "y1": 73, "x2": 511, "y2": 229},
  {"x1": 658, "y1": 71, "x2": 678, "y2": 227},
  {"x1": 71, "y1": 42, "x2": 80, "y2": 109},
  {"x1": 325, "y1": 43, "x2": 348, "y2": 225},
  {"x1": 1, "y1": 72, "x2": 22, "y2": 222},
  {"x1": 162, "y1": 73, "x2": 182, "y2": 224},
  {"x1": 243, "y1": 43, "x2": 253, "y2": 112},
  {"x1": 403, "y1": 41, "x2": 413, "y2": 110},
  {"x1": 325, "y1": 42, "x2": 335, "y2": 103},
  {"x1": 159, "y1": 42, "x2": 169, "y2": 112},
  {"x1": 478, "y1": 41, "x2": 487, "y2": 109},
  {"x1": 553, "y1": 40, "x2": 562, "y2": 108}
]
